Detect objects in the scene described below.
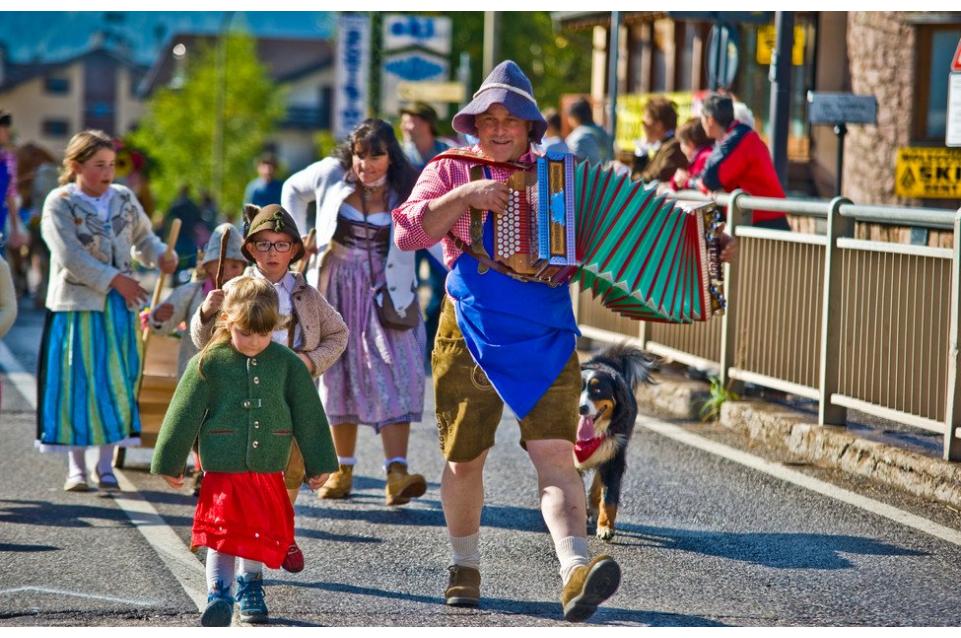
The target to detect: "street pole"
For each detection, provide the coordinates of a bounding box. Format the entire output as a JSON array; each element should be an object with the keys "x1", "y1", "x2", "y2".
[
  {"x1": 606, "y1": 11, "x2": 620, "y2": 149},
  {"x1": 212, "y1": 11, "x2": 232, "y2": 220},
  {"x1": 833, "y1": 122, "x2": 847, "y2": 196},
  {"x1": 483, "y1": 12, "x2": 500, "y2": 78},
  {"x1": 768, "y1": 11, "x2": 794, "y2": 190}
]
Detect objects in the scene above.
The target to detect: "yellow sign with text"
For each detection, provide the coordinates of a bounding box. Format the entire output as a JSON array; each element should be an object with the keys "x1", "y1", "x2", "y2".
[
  {"x1": 895, "y1": 147, "x2": 961, "y2": 199},
  {"x1": 756, "y1": 25, "x2": 805, "y2": 66}
]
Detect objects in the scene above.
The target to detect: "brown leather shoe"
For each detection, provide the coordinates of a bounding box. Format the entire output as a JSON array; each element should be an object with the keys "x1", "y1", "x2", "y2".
[
  {"x1": 560, "y1": 554, "x2": 621, "y2": 622},
  {"x1": 384, "y1": 462, "x2": 427, "y2": 506},
  {"x1": 445, "y1": 565, "x2": 480, "y2": 607},
  {"x1": 316, "y1": 464, "x2": 353, "y2": 499}
]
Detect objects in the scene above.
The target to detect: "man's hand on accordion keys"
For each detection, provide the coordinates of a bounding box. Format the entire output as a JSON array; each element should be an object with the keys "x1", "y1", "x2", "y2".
[{"x1": 461, "y1": 178, "x2": 510, "y2": 215}]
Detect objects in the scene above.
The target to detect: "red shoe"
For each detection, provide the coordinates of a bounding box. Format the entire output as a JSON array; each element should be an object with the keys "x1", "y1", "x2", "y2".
[{"x1": 282, "y1": 542, "x2": 304, "y2": 573}]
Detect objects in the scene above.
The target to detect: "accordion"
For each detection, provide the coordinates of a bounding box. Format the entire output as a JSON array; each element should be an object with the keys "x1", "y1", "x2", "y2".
[{"x1": 461, "y1": 151, "x2": 725, "y2": 323}]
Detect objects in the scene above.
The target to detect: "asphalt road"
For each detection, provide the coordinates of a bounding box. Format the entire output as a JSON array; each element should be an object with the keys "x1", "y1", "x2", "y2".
[{"x1": 3, "y1": 304, "x2": 961, "y2": 627}]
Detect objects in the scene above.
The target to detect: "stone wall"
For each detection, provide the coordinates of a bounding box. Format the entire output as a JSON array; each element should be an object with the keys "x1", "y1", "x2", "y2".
[{"x1": 844, "y1": 12, "x2": 915, "y2": 207}]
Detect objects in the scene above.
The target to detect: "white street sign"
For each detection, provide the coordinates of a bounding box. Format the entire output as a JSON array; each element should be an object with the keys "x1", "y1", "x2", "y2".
[
  {"x1": 947, "y1": 73, "x2": 961, "y2": 148},
  {"x1": 383, "y1": 15, "x2": 452, "y2": 55},
  {"x1": 333, "y1": 14, "x2": 370, "y2": 141}
]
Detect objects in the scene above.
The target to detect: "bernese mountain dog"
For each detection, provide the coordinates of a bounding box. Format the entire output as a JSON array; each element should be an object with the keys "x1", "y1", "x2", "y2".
[{"x1": 575, "y1": 343, "x2": 655, "y2": 541}]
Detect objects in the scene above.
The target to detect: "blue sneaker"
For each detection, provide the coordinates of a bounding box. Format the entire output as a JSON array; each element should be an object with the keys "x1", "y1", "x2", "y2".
[
  {"x1": 200, "y1": 581, "x2": 234, "y2": 627},
  {"x1": 236, "y1": 573, "x2": 268, "y2": 624}
]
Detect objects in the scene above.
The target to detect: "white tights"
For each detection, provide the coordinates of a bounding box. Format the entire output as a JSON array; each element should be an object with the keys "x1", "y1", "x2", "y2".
[
  {"x1": 67, "y1": 445, "x2": 116, "y2": 480},
  {"x1": 205, "y1": 549, "x2": 263, "y2": 595}
]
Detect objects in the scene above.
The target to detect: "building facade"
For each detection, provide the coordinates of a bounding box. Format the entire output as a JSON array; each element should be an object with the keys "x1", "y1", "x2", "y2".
[{"x1": 557, "y1": 11, "x2": 961, "y2": 213}]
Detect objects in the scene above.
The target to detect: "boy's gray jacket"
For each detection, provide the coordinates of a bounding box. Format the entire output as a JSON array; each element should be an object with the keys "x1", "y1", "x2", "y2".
[
  {"x1": 189, "y1": 268, "x2": 348, "y2": 378},
  {"x1": 41, "y1": 184, "x2": 165, "y2": 311}
]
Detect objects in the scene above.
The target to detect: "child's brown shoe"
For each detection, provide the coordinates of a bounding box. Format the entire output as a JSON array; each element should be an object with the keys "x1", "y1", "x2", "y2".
[
  {"x1": 560, "y1": 554, "x2": 621, "y2": 622},
  {"x1": 384, "y1": 462, "x2": 426, "y2": 506},
  {"x1": 445, "y1": 565, "x2": 480, "y2": 607},
  {"x1": 316, "y1": 464, "x2": 353, "y2": 499}
]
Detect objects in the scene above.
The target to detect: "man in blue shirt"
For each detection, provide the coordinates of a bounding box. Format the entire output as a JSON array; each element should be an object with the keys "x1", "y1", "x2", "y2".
[{"x1": 243, "y1": 152, "x2": 283, "y2": 207}]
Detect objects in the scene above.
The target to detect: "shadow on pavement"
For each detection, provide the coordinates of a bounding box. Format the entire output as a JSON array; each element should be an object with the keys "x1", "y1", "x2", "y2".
[
  {"x1": 607, "y1": 523, "x2": 928, "y2": 569},
  {"x1": 301, "y1": 500, "x2": 547, "y2": 534},
  {"x1": 0, "y1": 542, "x2": 59, "y2": 552},
  {"x1": 276, "y1": 580, "x2": 727, "y2": 626},
  {"x1": 0, "y1": 498, "x2": 132, "y2": 528}
]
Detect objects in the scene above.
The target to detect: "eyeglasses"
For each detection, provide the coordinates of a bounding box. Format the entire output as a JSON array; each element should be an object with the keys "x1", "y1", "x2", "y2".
[{"x1": 251, "y1": 240, "x2": 292, "y2": 253}]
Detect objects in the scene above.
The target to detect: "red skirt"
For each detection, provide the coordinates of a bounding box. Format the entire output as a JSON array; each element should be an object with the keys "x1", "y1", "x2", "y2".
[{"x1": 191, "y1": 471, "x2": 293, "y2": 569}]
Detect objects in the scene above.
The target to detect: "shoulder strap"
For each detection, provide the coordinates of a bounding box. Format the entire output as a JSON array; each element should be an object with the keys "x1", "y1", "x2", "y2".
[{"x1": 428, "y1": 148, "x2": 534, "y2": 172}]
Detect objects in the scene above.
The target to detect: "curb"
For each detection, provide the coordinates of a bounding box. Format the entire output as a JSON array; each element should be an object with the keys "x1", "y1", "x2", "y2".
[
  {"x1": 640, "y1": 372, "x2": 961, "y2": 511},
  {"x1": 720, "y1": 400, "x2": 961, "y2": 511}
]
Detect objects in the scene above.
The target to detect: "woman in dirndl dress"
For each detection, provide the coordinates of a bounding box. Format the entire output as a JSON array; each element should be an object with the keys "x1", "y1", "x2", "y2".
[
  {"x1": 281, "y1": 119, "x2": 428, "y2": 506},
  {"x1": 36, "y1": 130, "x2": 176, "y2": 491}
]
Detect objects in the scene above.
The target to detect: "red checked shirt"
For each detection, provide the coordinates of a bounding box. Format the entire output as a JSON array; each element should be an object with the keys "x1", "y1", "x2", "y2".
[{"x1": 392, "y1": 145, "x2": 538, "y2": 269}]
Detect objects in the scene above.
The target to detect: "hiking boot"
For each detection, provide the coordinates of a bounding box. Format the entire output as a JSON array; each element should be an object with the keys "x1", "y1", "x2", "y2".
[
  {"x1": 445, "y1": 565, "x2": 480, "y2": 607},
  {"x1": 316, "y1": 464, "x2": 353, "y2": 499},
  {"x1": 236, "y1": 573, "x2": 268, "y2": 624},
  {"x1": 560, "y1": 554, "x2": 621, "y2": 622},
  {"x1": 385, "y1": 462, "x2": 427, "y2": 506},
  {"x1": 281, "y1": 541, "x2": 304, "y2": 573},
  {"x1": 200, "y1": 582, "x2": 234, "y2": 627}
]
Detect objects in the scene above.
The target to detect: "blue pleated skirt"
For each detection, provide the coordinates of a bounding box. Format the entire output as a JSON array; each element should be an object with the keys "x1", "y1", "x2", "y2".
[{"x1": 36, "y1": 290, "x2": 143, "y2": 451}]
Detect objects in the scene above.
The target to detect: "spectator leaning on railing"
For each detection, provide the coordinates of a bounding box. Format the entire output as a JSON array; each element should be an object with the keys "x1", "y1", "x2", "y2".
[
  {"x1": 695, "y1": 93, "x2": 790, "y2": 230},
  {"x1": 634, "y1": 96, "x2": 688, "y2": 184},
  {"x1": 667, "y1": 118, "x2": 714, "y2": 191}
]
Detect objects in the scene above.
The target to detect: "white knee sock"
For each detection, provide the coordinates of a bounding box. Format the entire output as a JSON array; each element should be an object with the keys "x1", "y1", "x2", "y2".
[
  {"x1": 449, "y1": 532, "x2": 481, "y2": 569},
  {"x1": 67, "y1": 449, "x2": 86, "y2": 480},
  {"x1": 206, "y1": 549, "x2": 237, "y2": 595},
  {"x1": 555, "y1": 536, "x2": 590, "y2": 584}
]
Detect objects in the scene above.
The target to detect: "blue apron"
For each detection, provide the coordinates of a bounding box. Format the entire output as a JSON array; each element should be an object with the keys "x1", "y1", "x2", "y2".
[{"x1": 446, "y1": 210, "x2": 579, "y2": 419}]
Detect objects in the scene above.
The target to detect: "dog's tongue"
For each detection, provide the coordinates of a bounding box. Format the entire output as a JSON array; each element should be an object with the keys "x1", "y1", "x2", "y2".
[{"x1": 576, "y1": 415, "x2": 596, "y2": 442}]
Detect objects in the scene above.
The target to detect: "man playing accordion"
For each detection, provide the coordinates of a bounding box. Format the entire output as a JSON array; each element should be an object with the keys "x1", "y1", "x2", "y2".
[{"x1": 392, "y1": 60, "x2": 621, "y2": 622}]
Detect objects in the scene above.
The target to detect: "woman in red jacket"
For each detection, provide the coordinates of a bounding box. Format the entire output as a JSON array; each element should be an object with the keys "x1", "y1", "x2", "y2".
[{"x1": 696, "y1": 93, "x2": 790, "y2": 230}]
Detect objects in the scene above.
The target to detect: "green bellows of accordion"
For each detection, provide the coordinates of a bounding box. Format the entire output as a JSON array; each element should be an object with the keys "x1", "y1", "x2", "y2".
[{"x1": 572, "y1": 162, "x2": 708, "y2": 323}]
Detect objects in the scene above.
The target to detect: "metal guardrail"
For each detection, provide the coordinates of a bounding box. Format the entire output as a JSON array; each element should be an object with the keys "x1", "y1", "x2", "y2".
[{"x1": 575, "y1": 187, "x2": 961, "y2": 461}]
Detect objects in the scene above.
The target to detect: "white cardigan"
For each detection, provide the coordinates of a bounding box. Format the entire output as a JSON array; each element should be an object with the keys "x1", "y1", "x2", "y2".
[
  {"x1": 281, "y1": 156, "x2": 443, "y2": 313},
  {"x1": 41, "y1": 183, "x2": 165, "y2": 312}
]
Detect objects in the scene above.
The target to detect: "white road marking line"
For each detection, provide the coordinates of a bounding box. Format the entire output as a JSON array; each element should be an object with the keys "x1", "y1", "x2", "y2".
[
  {"x1": 0, "y1": 586, "x2": 160, "y2": 607},
  {"x1": 639, "y1": 416, "x2": 961, "y2": 547},
  {"x1": 0, "y1": 338, "x2": 205, "y2": 612}
]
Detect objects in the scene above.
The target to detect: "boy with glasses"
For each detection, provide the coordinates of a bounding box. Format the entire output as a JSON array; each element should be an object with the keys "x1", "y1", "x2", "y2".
[{"x1": 191, "y1": 203, "x2": 348, "y2": 579}]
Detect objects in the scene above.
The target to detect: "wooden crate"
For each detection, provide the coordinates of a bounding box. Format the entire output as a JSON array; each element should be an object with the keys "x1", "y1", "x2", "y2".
[{"x1": 137, "y1": 334, "x2": 181, "y2": 448}]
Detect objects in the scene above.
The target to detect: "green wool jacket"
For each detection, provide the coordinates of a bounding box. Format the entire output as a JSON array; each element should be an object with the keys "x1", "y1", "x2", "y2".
[{"x1": 151, "y1": 341, "x2": 337, "y2": 479}]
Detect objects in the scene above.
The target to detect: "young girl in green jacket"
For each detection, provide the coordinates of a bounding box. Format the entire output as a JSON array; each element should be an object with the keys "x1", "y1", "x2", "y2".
[{"x1": 152, "y1": 276, "x2": 337, "y2": 626}]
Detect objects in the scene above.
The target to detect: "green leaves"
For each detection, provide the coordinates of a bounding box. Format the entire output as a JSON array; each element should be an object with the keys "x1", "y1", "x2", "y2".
[
  {"x1": 130, "y1": 30, "x2": 285, "y2": 221},
  {"x1": 700, "y1": 376, "x2": 741, "y2": 422}
]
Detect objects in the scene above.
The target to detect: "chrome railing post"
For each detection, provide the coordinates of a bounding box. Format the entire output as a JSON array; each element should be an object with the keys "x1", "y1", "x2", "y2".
[
  {"x1": 943, "y1": 209, "x2": 961, "y2": 461},
  {"x1": 720, "y1": 189, "x2": 747, "y2": 391},
  {"x1": 819, "y1": 196, "x2": 854, "y2": 426}
]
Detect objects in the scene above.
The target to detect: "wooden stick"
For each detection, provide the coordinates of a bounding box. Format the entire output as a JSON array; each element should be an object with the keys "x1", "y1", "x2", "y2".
[
  {"x1": 297, "y1": 228, "x2": 317, "y2": 275},
  {"x1": 215, "y1": 227, "x2": 231, "y2": 289},
  {"x1": 143, "y1": 218, "x2": 181, "y2": 346}
]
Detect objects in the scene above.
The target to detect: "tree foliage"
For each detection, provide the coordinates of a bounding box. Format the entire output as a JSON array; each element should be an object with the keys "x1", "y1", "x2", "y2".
[
  {"x1": 447, "y1": 13, "x2": 592, "y2": 120},
  {"x1": 130, "y1": 30, "x2": 285, "y2": 221}
]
